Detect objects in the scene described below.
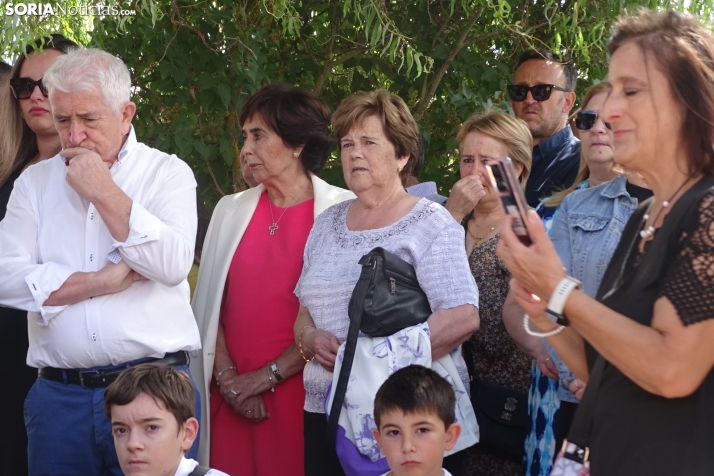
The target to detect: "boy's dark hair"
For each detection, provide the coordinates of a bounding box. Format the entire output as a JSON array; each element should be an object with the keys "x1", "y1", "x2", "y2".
[
  {"x1": 514, "y1": 48, "x2": 577, "y2": 92},
  {"x1": 374, "y1": 365, "x2": 455, "y2": 429},
  {"x1": 103, "y1": 363, "x2": 195, "y2": 429}
]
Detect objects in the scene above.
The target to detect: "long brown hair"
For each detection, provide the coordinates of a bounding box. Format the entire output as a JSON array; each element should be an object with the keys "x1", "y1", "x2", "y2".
[
  {"x1": 542, "y1": 82, "x2": 611, "y2": 208},
  {"x1": 0, "y1": 34, "x2": 76, "y2": 188},
  {"x1": 609, "y1": 9, "x2": 714, "y2": 177}
]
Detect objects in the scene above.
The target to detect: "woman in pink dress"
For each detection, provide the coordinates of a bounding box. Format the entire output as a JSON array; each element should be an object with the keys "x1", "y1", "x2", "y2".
[{"x1": 190, "y1": 83, "x2": 354, "y2": 475}]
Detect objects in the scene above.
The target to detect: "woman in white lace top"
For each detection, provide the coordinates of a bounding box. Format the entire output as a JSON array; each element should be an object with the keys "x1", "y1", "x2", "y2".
[{"x1": 294, "y1": 89, "x2": 480, "y2": 476}]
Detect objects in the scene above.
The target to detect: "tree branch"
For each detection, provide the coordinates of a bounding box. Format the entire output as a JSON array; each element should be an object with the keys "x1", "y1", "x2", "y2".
[
  {"x1": 314, "y1": 48, "x2": 364, "y2": 95},
  {"x1": 414, "y1": 10, "x2": 482, "y2": 119}
]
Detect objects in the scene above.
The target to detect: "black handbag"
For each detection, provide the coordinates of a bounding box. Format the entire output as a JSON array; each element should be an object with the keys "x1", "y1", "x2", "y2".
[
  {"x1": 327, "y1": 247, "x2": 432, "y2": 447},
  {"x1": 463, "y1": 342, "x2": 528, "y2": 463}
]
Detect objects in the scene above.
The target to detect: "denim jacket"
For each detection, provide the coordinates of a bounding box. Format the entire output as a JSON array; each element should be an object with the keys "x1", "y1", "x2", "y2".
[{"x1": 546, "y1": 175, "x2": 640, "y2": 402}]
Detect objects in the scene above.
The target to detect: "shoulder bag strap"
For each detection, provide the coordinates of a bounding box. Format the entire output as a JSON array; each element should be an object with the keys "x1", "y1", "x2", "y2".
[
  {"x1": 326, "y1": 263, "x2": 372, "y2": 450},
  {"x1": 187, "y1": 465, "x2": 211, "y2": 476}
]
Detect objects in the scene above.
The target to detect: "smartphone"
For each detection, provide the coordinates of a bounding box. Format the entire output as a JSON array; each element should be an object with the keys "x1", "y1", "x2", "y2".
[{"x1": 485, "y1": 158, "x2": 532, "y2": 245}]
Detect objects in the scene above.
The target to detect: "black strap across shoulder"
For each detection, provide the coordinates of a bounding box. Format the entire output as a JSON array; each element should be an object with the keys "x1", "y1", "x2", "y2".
[
  {"x1": 326, "y1": 247, "x2": 432, "y2": 450},
  {"x1": 188, "y1": 465, "x2": 210, "y2": 476},
  {"x1": 326, "y1": 259, "x2": 371, "y2": 449}
]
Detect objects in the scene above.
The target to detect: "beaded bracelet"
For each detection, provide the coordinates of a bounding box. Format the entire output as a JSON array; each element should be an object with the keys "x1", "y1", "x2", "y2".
[
  {"x1": 299, "y1": 325, "x2": 315, "y2": 362},
  {"x1": 523, "y1": 313, "x2": 566, "y2": 338},
  {"x1": 215, "y1": 366, "x2": 236, "y2": 385}
]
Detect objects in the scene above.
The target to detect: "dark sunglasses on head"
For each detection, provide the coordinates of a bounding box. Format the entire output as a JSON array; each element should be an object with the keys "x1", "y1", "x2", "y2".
[
  {"x1": 575, "y1": 110, "x2": 611, "y2": 131},
  {"x1": 10, "y1": 77, "x2": 48, "y2": 100},
  {"x1": 507, "y1": 84, "x2": 569, "y2": 102}
]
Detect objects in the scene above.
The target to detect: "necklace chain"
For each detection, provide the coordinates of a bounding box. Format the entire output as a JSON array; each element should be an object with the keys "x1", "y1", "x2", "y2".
[
  {"x1": 640, "y1": 178, "x2": 691, "y2": 239},
  {"x1": 267, "y1": 179, "x2": 308, "y2": 235},
  {"x1": 467, "y1": 214, "x2": 506, "y2": 246}
]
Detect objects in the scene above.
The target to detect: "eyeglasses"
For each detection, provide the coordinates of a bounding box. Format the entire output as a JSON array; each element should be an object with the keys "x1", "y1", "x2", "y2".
[
  {"x1": 575, "y1": 110, "x2": 611, "y2": 131},
  {"x1": 507, "y1": 84, "x2": 569, "y2": 102},
  {"x1": 10, "y1": 77, "x2": 48, "y2": 100}
]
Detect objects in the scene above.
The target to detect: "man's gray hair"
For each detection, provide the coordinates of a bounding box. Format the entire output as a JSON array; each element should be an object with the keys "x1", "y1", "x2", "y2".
[{"x1": 44, "y1": 48, "x2": 131, "y2": 115}]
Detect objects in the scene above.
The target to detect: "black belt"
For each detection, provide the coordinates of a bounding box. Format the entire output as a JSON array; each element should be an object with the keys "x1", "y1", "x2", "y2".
[{"x1": 38, "y1": 351, "x2": 189, "y2": 389}]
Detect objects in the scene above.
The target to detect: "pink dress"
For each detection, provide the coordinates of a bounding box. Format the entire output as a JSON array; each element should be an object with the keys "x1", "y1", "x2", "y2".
[{"x1": 210, "y1": 192, "x2": 313, "y2": 476}]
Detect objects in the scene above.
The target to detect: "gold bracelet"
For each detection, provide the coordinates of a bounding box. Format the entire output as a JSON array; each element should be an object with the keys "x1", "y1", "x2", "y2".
[{"x1": 299, "y1": 325, "x2": 315, "y2": 363}]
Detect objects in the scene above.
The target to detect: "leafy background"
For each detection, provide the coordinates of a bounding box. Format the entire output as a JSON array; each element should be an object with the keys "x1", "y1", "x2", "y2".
[{"x1": 3, "y1": 0, "x2": 713, "y2": 208}]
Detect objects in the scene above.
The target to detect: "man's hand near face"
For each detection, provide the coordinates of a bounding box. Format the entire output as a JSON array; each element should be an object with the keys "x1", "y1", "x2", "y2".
[{"x1": 62, "y1": 147, "x2": 133, "y2": 242}]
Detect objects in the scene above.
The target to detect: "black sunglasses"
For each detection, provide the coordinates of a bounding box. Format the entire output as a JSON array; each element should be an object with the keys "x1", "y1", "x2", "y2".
[
  {"x1": 507, "y1": 84, "x2": 569, "y2": 102},
  {"x1": 10, "y1": 77, "x2": 48, "y2": 100},
  {"x1": 575, "y1": 110, "x2": 611, "y2": 131}
]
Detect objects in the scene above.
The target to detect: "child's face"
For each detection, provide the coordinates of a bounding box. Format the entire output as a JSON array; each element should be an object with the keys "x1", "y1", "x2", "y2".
[
  {"x1": 110, "y1": 392, "x2": 197, "y2": 476},
  {"x1": 373, "y1": 409, "x2": 461, "y2": 476}
]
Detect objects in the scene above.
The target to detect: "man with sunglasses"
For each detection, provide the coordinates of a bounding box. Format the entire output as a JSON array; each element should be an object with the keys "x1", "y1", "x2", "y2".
[
  {"x1": 0, "y1": 47, "x2": 201, "y2": 475},
  {"x1": 509, "y1": 49, "x2": 580, "y2": 208}
]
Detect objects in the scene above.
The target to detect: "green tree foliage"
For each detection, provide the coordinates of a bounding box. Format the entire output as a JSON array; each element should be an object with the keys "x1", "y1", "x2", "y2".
[{"x1": 3, "y1": 0, "x2": 713, "y2": 207}]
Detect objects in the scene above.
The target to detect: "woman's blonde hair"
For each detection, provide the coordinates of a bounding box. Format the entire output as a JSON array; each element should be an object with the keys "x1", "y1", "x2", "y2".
[
  {"x1": 456, "y1": 110, "x2": 533, "y2": 188},
  {"x1": 0, "y1": 35, "x2": 76, "y2": 188},
  {"x1": 542, "y1": 82, "x2": 610, "y2": 208},
  {"x1": 332, "y1": 89, "x2": 420, "y2": 185}
]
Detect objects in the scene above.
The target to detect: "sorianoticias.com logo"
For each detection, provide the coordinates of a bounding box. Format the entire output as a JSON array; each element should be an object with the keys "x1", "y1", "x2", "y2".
[{"x1": 4, "y1": 2, "x2": 136, "y2": 16}]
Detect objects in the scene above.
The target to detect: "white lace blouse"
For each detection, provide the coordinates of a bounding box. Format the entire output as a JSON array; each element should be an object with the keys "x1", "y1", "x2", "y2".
[{"x1": 295, "y1": 198, "x2": 480, "y2": 413}]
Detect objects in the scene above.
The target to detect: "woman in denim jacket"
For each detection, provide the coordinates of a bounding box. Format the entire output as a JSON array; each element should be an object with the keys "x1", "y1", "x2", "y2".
[{"x1": 519, "y1": 83, "x2": 651, "y2": 476}]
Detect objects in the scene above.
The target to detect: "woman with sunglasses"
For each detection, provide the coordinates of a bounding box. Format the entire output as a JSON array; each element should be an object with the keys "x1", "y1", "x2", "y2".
[
  {"x1": 0, "y1": 33, "x2": 75, "y2": 475},
  {"x1": 500, "y1": 9, "x2": 714, "y2": 473},
  {"x1": 515, "y1": 82, "x2": 651, "y2": 476}
]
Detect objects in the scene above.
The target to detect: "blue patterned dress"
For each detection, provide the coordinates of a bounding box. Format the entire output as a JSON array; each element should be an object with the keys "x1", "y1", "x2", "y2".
[{"x1": 523, "y1": 181, "x2": 589, "y2": 476}]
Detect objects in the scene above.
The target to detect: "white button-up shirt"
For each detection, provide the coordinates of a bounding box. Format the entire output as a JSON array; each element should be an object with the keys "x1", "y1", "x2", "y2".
[{"x1": 0, "y1": 127, "x2": 201, "y2": 369}]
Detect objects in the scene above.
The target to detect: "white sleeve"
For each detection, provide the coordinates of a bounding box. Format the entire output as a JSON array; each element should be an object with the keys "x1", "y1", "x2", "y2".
[
  {"x1": 110, "y1": 160, "x2": 197, "y2": 287},
  {"x1": 0, "y1": 174, "x2": 73, "y2": 323}
]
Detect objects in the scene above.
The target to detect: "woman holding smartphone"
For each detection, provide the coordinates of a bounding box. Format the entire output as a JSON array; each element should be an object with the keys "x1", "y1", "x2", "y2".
[
  {"x1": 513, "y1": 82, "x2": 651, "y2": 476},
  {"x1": 499, "y1": 9, "x2": 714, "y2": 473}
]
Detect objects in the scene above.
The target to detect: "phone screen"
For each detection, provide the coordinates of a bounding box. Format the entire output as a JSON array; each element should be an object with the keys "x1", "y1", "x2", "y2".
[{"x1": 485, "y1": 159, "x2": 532, "y2": 246}]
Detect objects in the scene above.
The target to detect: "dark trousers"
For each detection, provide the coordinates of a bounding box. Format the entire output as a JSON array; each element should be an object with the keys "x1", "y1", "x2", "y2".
[
  {"x1": 304, "y1": 411, "x2": 466, "y2": 476},
  {"x1": 25, "y1": 362, "x2": 200, "y2": 476},
  {"x1": 0, "y1": 308, "x2": 36, "y2": 476},
  {"x1": 304, "y1": 411, "x2": 345, "y2": 476}
]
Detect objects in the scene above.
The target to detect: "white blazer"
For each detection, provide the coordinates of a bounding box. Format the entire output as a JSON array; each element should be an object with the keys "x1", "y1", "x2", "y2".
[{"x1": 190, "y1": 173, "x2": 354, "y2": 463}]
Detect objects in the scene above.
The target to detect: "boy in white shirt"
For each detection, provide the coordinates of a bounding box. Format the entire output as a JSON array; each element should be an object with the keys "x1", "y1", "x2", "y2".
[
  {"x1": 104, "y1": 363, "x2": 228, "y2": 476},
  {"x1": 373, "y1": 365, "x2": 462, "y2": 476}
]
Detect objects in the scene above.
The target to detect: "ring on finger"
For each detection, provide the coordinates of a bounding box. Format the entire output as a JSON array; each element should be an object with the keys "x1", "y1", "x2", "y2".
[
  {"x1": 544, "y1": 357, "x2": 551, "y2": 362},
  {"x1": 230, "y1": 388, "x2": 237, "y2": 395}
]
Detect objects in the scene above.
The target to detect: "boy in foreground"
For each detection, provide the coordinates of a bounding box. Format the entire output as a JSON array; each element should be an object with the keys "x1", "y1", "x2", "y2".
[
  {"x1": 373, "y1": 365, "x2": 463, "y2": 476},
  {"x1": 104, "y1": 363, "x2": 228, "y2": 476}
]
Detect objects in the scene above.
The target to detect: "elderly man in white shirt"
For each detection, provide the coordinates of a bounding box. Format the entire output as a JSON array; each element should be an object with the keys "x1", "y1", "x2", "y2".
[{"x1": 0, "y1": 47, "x2": 201, "y2": 475}]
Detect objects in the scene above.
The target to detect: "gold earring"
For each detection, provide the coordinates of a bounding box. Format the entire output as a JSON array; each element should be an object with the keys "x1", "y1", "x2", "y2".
[
  {"x1": 398, "y1": 165, "x2": 403, "y2": 172},
  {"x1": 294, "y1": 152, "x2": 299, "y2": 157}
]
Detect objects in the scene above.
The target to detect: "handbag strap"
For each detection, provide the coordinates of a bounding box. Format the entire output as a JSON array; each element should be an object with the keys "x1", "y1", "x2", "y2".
[
  {"x1": 326, "y1": 261, "x2": 372, "y2": 450},
  {"x1": 187, "y1": 465, "x2": 210, "y2": 476}
]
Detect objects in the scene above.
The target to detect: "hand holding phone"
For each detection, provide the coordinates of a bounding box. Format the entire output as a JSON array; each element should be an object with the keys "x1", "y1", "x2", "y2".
[{"x1": 485, "y1": 158, "x2": 532, "y2": 245}]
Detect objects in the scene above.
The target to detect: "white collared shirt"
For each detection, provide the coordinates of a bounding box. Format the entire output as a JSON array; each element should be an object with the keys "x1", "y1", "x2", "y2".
[
  {"x1": 174, "y1": 457, "x2": 228, "y2": 476},
  {"x1": 0, "y1": 126, "x2": 201, "y2": 369}
]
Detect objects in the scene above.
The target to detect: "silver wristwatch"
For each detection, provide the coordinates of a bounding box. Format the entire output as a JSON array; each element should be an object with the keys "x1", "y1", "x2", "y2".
[{"x1": 269, "y1": 361, "x2": 283, "y2": 381}]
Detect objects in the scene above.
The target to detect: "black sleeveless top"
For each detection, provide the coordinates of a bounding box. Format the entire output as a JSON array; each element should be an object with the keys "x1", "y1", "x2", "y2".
[{"x1": 568, "y1": 175, "x2": 714, "y2": 475}]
